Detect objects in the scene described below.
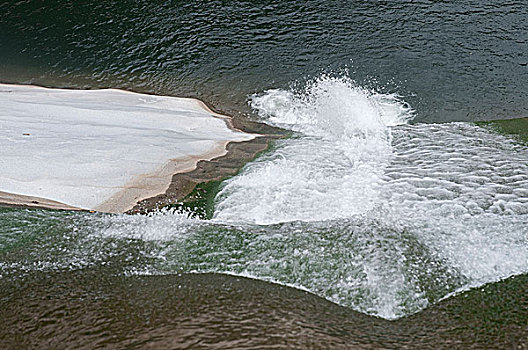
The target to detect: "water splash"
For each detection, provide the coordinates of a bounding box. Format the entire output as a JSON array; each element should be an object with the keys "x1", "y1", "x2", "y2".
[
  {"x1": 214, "y1": 76, "x2": 413, "y2": 225},
  {"x1": 206, "y1": 76, "x2": 528, "y2": 318}
]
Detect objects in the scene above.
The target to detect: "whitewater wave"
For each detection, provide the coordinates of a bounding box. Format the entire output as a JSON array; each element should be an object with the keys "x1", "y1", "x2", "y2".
[
  {"x1": 214, "y1": 76, "x2": 413, "y2": 225},
  {"x1": 206, "y1": 75, "x2": 528, "y2": 318}
]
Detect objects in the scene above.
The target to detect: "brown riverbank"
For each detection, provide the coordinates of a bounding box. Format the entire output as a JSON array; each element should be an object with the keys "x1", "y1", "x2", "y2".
[
  {"x1": 127, "y1": 135, "x2": 277, "y2": 214},
  {"x1": 125, "y1": 115, "x2": 286, "y2": 214}
]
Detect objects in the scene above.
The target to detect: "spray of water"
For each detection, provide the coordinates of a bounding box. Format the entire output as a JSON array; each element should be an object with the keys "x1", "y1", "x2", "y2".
[{"x1": 214, "y1": 76, "x2": 413, "y2": 225}]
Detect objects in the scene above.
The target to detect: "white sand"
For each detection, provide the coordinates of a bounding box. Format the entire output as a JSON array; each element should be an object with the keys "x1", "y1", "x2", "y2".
[{"x1": 0, "y1": 84, "x2": 254, "y2": 212}]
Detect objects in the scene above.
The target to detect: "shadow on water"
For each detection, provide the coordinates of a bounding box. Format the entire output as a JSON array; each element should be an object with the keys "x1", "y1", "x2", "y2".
[{"x1": 0, "y1": 270, "x2": 526, "y2": 349}]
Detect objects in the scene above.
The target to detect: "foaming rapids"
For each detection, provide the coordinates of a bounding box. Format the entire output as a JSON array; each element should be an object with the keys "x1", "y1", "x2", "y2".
[
  {"x1": 2, "y1": 77, "x2": 527, "y2": 321},
  {"x1": 214, "y1": 76, "x2": 413, "y2": 225},
  {"x1": 205, "y1": 76, "x2": 528, "y2": 318}
]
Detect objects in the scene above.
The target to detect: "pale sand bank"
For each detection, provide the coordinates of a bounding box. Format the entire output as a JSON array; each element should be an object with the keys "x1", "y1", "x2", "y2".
[
  {"x1": 0, "y1": 190, "x2": 82, "y2": 211},
  {"x1": 0, "y1": 84, "x2": 256, "y2": 213}
]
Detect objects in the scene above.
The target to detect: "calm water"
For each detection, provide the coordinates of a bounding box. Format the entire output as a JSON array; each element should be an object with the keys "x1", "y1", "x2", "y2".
[{"x1": 1, "y1": 1, "x2": 528, "y2": 348}]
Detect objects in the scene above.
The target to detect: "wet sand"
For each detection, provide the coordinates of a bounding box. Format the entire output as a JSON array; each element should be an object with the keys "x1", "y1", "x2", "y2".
[
  {"x1": 0, "y1": 190, "x2": 83, "y2": 211},
  {"x1": 127, "y1": 136, "x2": 276, "y2": 214}
]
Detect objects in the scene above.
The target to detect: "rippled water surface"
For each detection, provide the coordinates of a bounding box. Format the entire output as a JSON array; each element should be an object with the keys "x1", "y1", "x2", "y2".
[
  {"x1": 1, "y1": 0, "x2": 527, "y2": 120},
  {"x1": 1, "y1": 1, "x2": 528, "y2": 348}
]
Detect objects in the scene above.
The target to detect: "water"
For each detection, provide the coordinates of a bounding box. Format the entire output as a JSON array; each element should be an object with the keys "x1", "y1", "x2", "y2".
[
  {"x1": 1, "y1": 271, "x2": 526, "y2": 349},
  {"x1": 1, "y1": 1, "x2": 528, "y2": 347},
  {"x1": 216, "y1": 76, "x2": 413, "y2": 225},
  {"x1": 1, "y1": 1, "x2": 527, "y2": 120}
]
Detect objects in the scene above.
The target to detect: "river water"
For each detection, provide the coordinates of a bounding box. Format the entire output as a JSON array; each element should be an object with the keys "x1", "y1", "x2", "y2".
[{"x1": 1, "y1": 1, "x2": 527, "y2": 348}]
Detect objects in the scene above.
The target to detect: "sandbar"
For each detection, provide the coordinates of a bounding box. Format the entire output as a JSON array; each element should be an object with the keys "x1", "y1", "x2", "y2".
[{"x1": 0, "y1": 84, "x2": 264, "y2": 213}]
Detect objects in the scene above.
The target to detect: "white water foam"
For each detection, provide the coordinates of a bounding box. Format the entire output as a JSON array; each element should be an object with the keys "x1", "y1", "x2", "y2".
[
  {"x1": 204, "y1": 76, "x2": 528, "y2": 318},
  {"x1": 214, "y1": 76, "x2": 413, "y2": 225},
  {"x1": 384, "y1": 123, "x2": 528, "y2": 284}
]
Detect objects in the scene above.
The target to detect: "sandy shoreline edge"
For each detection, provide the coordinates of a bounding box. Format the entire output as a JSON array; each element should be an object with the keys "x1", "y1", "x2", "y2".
[
  {"x1": 0, "y1": 137, "x2": 274, "y2": 214},
  {"x1": 0, "y1": 84, "x2": 283, "y2": 214}
]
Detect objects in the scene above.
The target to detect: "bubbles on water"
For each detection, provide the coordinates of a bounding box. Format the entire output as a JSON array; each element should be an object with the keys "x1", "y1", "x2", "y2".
[{"x1": 93, "y1": 209, "x2": 202, "y2": 241}]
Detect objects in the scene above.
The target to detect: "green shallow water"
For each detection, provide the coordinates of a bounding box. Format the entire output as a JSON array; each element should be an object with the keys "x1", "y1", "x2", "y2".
[{"x1": 477, "y1": 118, "x2": 528, "y2": 144}]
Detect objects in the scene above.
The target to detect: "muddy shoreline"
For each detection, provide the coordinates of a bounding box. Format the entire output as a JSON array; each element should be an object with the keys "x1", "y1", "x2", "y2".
[{"x1": 128, "y1": 133, "x2": 280, "y2": 214}]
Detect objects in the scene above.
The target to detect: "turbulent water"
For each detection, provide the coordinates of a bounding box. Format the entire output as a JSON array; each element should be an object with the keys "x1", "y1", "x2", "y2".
[
  {"x1": 1, "y1": 77, "x2": 526, "y2": 322},
  {"x1": 212, "y1": 77, "x2": 528, "y2": 318},
  {"x1": 216, "y1": 76, "x2": 412, "y2": 225},
  {"x1": 1, "y1": 0, "x2": 528, "y2": 347}
]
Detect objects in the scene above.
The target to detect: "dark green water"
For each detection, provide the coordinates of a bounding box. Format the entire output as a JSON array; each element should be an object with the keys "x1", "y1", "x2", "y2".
[
  {"x1": 1, "y1": 1, "x2": 527, "y2": 121},
  {"x1": 1, "y1": 1, "x2": 528, "y2": 348}
]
